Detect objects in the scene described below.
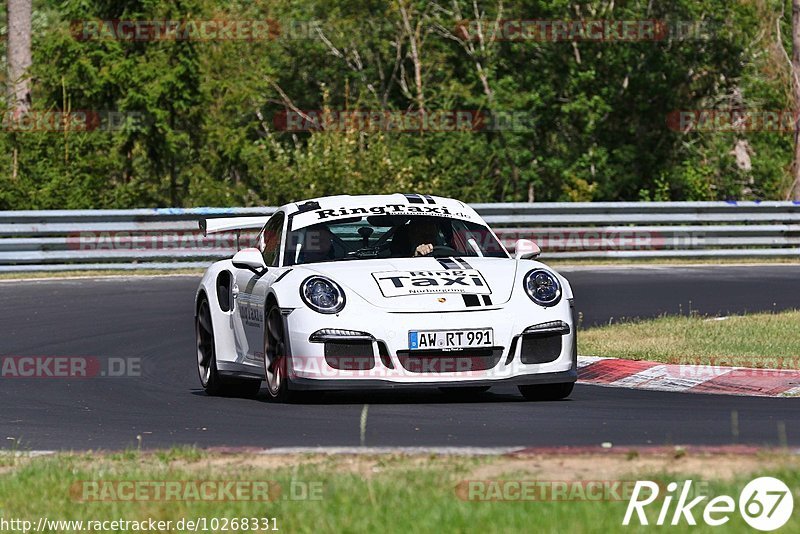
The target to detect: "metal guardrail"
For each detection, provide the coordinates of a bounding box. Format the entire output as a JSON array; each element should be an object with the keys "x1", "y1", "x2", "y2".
[{"x1": 0, "y1": 201, "x2": 798, "y2": 271}]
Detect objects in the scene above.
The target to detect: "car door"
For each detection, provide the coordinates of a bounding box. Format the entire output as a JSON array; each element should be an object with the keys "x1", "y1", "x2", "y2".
[{"x1": 232, "y1": 212, "x2": 285, "y2": 365}]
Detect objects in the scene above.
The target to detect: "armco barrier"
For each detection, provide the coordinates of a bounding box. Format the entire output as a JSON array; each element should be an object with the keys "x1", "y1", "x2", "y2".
[{"x1": 0, "y1": 201, "x2": 798, "y2": 271}]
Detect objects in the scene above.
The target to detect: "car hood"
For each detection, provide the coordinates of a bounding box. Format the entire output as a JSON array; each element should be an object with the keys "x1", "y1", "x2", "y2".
[{"x1": 301, "y1": 256, "x2": 518, "y2": 312}]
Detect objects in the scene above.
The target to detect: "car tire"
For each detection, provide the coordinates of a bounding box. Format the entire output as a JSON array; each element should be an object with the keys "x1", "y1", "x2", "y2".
[
  {"x1": 264, "y1": 303, "x2": 295, "y2": 403},
  {"x1": 518, "y1": 382, "x2": 574, "y2": 401},
  {"x1": 196, "y1": 296, "x2": 261, "y2": 398}
]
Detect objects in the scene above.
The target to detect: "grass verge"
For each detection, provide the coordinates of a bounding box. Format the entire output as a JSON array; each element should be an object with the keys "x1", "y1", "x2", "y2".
[
  {"x1": 0, "y1": 449, "x2": 798, "y2": 533},
  {"x1": 580, "y1": 311, "x2": 800, "y2": 367}
]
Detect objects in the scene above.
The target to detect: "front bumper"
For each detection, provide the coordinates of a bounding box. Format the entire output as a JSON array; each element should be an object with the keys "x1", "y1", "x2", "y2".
[
  {"x1": 283, "y1": 299, "x2": 577, "y2": 390},
  {"x1": 290, "y1": 369, "x2": 577, "y2": 391}
]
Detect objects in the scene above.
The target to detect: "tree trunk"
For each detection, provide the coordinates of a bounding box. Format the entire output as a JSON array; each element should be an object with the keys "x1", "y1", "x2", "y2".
[
  {"x1": 6, "y1": 0, "x2": 32, "y2": 113},
  {"x1": 791, "y1": 0, "x2": 800, "y2": 200},
  {"x1": 399, "y1": 2, "x2": 424, "y2": 113}
]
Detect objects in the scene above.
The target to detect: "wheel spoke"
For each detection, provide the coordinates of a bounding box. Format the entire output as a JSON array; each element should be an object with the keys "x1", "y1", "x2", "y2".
[
  {"x1": 198, "y1": 306, "x2": 213, "y2": 334},
  {"x1": 267, "y1": 311, "x2": 282, "y2": 340},
  {"x1": 198, "y1": 340, "x2": 212, "y2": 367},
  {"x1": 265, "y1": 307, "x2": 287, "y2": 397},
  {"x1": 196, "y1": 300, "x2": 216, "y2": 389}
]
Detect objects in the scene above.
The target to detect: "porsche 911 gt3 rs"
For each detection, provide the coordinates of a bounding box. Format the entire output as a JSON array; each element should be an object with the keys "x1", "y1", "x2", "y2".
[{"x1": 195, "y1": 194, "x2": 577, "y2": 402}]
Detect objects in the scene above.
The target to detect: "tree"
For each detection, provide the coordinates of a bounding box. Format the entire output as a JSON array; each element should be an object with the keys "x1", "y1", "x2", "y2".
[
  {"x1": 6, "y1": 0, "x2": 32, "y2": 113},
  {"x1": 791, "y1": 0, "x2": 800, "y2": 200}
]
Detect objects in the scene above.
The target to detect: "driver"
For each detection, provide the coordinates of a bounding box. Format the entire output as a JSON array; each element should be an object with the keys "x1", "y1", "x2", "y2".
[
  {"x1": 407, "y1": 219, "x2": 440, "y2": 257},
  {"x1": 302, "y1": 225, "x2": 334, "y2": 262}
]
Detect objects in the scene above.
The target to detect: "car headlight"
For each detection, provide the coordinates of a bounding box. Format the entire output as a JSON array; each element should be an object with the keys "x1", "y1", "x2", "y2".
[
  {"x1": 523, "y1": 269, "x2": 562, "y2": 307},
  {"x1": 300, "y1": 276, "x2": 346, "y2": 314}
]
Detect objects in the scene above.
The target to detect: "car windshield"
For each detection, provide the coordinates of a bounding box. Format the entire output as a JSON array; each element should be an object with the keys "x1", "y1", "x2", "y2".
[{"x1": 284, "y1": 215, "x2": 508, "y2": 266}]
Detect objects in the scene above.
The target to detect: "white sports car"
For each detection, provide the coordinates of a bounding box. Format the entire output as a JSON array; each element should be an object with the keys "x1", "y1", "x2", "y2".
[{"x1": 195, "y1": 194, "x2": 577, "y2": 402}]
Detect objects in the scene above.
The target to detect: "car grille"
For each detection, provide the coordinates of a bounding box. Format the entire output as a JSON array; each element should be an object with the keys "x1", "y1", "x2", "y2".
[
  {"x1": 324, "y1": 341, "x2": 375, "y2": 370},
  {"x1": 395, "y1": 348, "x2": 503, "y2": 373},
  {"x1": 377, "y1": 341, "x2": 394, "y2": 369},
  {"x1": 519, "y1": 334, "x2": 562, "y2": 364}
]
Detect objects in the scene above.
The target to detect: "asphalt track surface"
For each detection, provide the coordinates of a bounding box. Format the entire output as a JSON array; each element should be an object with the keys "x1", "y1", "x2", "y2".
[{"x1": 1, "y1": 265, "x2": 798, "y2": 451}]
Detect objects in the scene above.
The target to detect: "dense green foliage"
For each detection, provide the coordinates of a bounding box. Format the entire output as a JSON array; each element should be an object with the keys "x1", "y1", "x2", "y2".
[{"x1": 0, "y1": 0, "x2": 796, "y2": 208}]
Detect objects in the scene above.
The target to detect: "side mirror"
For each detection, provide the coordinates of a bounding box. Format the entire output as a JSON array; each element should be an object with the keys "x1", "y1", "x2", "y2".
[
  {"x1": 232, "y1": 248, "x2": 267, "y2": 274},
  {"x1": 514, "y1": 239, "x2": 541, "y2": 260}
]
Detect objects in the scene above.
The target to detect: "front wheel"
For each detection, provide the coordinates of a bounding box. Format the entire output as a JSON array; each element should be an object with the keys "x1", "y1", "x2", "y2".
[
  {"x1": 518, "y1": 382, "x2": 574, "y2": 401},
  {"x1": 264, "y1": 304, "x2": 294, "y2": 402}
]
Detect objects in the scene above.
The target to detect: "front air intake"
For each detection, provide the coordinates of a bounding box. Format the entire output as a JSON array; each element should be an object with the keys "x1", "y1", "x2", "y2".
[
  {"x1": 519, "y1": 335, "x2": 562, "y2": 364},
  {"x1": 324, "y1": 341, "x2": 375, "y2": 370},
  {"x1": 396, "y1": 348, "x2": 503, "y2": 373},
  {"x1": 518, "y1": 320, "x2": 569, "y2": 364}
]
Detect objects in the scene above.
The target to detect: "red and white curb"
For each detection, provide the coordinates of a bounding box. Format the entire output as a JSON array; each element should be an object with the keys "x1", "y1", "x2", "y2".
[{"x1": 578, "y1": 356, "x2": 800, "y2": 397}]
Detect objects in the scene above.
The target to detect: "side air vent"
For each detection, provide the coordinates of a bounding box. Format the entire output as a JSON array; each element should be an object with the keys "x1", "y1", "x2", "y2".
[{"x1": 216, "y1": 271, "x2": 232, "y2": 312}]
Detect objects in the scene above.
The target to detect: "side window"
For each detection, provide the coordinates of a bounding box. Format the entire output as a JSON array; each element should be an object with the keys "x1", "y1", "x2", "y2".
[{"x1": 261, "y1": 213, "x2": 285, "y2": 267}]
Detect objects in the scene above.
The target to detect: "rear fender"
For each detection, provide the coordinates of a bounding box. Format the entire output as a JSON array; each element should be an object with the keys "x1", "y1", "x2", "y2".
[{"x1": 196, "y1": 260, "x2": 241, "y2": 365}]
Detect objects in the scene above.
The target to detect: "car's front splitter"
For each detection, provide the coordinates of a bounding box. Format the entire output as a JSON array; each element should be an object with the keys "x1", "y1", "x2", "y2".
[{"x1": 288, "y1": 368, "x2": 577, "y2": 391}]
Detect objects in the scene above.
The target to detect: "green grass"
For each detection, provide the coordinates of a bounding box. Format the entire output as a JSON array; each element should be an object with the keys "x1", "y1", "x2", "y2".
[
  {"x1": 0, "y1": 451, "x2": 798, "y2": 533},
  {"x1": 580, "y1": 311, "x2": 800, "y2": 367}
]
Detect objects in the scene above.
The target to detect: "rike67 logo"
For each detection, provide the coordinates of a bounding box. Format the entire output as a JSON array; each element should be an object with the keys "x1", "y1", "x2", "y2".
[{"x1": 623, "y1": 477, "x2": 794, "y2": 531}]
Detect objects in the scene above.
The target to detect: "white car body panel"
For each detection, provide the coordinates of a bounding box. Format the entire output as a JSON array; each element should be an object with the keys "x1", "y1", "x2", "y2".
[
  {"x1": 195, "y1": 194, "x2": 577, "y2": 390},
  {"x1": 299, "y1": 257, "x2": 518, "y2": 311}
]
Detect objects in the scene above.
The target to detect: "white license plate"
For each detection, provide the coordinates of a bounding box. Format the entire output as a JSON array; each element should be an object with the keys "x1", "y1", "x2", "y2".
[{"x1": 408, "y1": 329, "x2": 493, "y2": 350}]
